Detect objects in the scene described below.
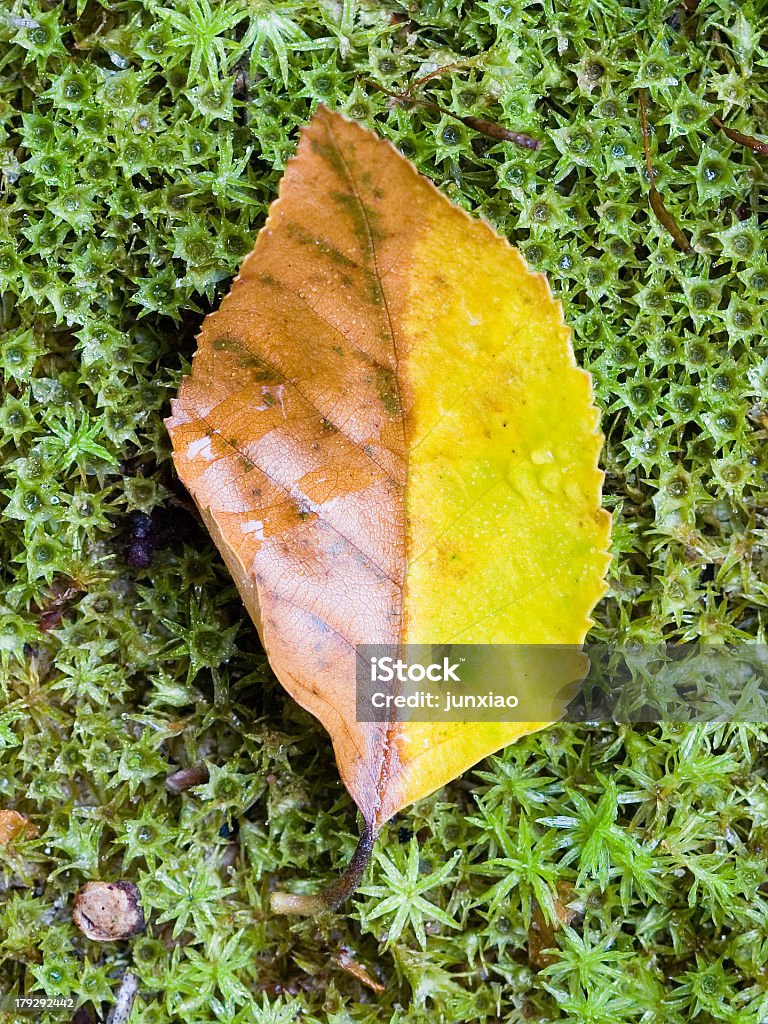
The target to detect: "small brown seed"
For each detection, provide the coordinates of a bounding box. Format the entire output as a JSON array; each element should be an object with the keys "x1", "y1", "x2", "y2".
[{"x1": 72, "y1": 881, "x2": 145, "y2": 941}]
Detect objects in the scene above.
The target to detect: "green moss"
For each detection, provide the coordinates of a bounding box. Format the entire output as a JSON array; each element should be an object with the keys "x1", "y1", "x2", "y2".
[{"x1": 2, "y1": 0, "x2": 768, "y2": 1021}]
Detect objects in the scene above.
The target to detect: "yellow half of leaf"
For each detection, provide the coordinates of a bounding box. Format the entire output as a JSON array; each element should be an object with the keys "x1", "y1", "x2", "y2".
[{"x1": 166, "y1": 107, "x2": 610, "y2": 835}]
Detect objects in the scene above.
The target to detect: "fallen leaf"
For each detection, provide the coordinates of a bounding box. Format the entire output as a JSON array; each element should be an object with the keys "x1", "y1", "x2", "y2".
[
  {"x1": 72, "y1": 881, "x2": 145, "y2": 941},
  {"x1": 0, "y1": 809, "x2": 38, "y2": 844},
  {"x1": 166, "y1": 107, "x2": 610, "y2": 912}
]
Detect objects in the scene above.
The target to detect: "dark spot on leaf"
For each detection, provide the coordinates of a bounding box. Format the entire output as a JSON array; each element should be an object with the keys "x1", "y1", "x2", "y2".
[{"x1": 376, "y1": 365, "x2": 401, "y2": 417}]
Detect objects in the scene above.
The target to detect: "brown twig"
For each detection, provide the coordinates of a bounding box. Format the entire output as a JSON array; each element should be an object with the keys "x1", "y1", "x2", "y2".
[
  {"x1": 711, "y1": 115, "x2": 768, "y2": 156},
  {"x1": 363, "y1": 79, "x2": 541, "y2": 151},
  {"x1": 638, "y1": 90, "x2": 692, "y2": 253}
]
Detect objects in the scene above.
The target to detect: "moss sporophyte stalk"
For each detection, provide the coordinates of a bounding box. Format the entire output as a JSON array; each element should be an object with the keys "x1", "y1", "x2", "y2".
[{"x1": 2, "y1": 0, "x2": 768, "y2": 1021}]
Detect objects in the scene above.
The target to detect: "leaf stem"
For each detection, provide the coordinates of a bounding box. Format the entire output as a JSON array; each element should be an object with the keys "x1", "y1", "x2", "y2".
[{"x1": 270, "y1": 819, "x2": 376, "y2": 915}]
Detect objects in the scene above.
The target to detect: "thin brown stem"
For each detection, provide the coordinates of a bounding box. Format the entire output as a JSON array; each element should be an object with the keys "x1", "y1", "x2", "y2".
[
  {"x1": 361, "y1": 78, "x2": 417, "y2": 105},
  {"x1": 638, "y1": 90, "x2": 692, "y2": 253},
  {"x1": 411, "y1": 59, "x2": 475, "y2": 90},
  {"x1": 270, "y1": 819, "x2": 376, "y2": 915},
  {"x1": 711, "y1": 115, "x2": 768, "y2": 156},
  {"x1": 638, "y1": 89, "x2": 655, "y2": 184},
  {"x1": 361, "y1": 79, "x2": 541, "y2": 151},
  {"x1": 460, "y1": 116, "x2": 541, "y2": 150}
]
